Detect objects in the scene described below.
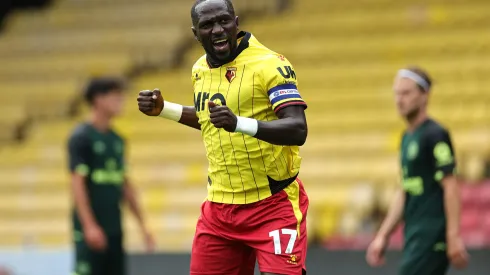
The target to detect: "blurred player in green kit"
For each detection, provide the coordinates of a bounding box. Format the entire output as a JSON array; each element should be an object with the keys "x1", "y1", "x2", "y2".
[
  {"x1": 68, "y1": 78, "x2": 155, "y2": 275},
  {"x1": 366, "y1": 67, "x2": 469, "y2": 275}
]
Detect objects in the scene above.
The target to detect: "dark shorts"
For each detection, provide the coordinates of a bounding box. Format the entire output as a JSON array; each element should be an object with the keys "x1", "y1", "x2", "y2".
[
  {"x1": 400, "y1": 244, "x2": 449, "y2": 275},
  {"x1": 74, "y1": 234, "x2": 125, "y2": 275},
  {"x1": 190, "y1": 179, "x2": 309, "y2": 275}
]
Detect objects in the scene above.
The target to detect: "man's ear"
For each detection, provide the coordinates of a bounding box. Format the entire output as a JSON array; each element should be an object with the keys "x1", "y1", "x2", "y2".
[
  {"x1": 235, "y1": 16, "x2": 239, "y2": 28},
  {"x1": 191, "y1": 26, "x2": 199, "y2": 42}
]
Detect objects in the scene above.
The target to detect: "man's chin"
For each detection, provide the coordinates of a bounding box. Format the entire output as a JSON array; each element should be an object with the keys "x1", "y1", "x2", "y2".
[{"x1": 214, "y1": 51, "x2": 232, "y2": 61}]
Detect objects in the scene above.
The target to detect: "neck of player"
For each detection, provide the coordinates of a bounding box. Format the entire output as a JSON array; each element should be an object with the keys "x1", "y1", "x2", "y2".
[
  {"x1": 207, "y1": 47, "x2": 238, "y2": 68},
  {"x1": 406, "y1": 109, "x2": 428, "y2": 133},
  {"x1": 90, "y1": 110, "x2": 112, "y2": 133},
  {"x1": 206, "y1": 31, "x2": 250, "y2": 68}
]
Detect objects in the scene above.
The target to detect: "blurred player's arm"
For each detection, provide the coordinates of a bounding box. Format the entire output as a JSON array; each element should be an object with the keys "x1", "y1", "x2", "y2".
[
  {"x1": 442, "y1": 176, "x2": 460, "y2": 238},
  {"x1": 427, "y1": 129, "x2": 459, "y2": 237},
  {"x1": 366, "y1": 188, "x2": 404, "y2": 266},
  {"x1": 124, "y1": 178, "x2": 155, "y2": 251},
  {"x1": 376, "y1": 188, "x2": 405, "y2": 240},
  {"x1": 72, "y1": 173, "x2": 97, "y2": 228},
  {"x1": 68, "y1": 134, "x2": 101, "y2": 232},
  {"x1": 123, "y1": 179, "x2": 147, "y2": 231},
  {"x1": 137, "y1": 89, "x2": 201, "y2": 130},
  {"x1": 429, "y1": 129, "x2": 468, "y2": 268}
]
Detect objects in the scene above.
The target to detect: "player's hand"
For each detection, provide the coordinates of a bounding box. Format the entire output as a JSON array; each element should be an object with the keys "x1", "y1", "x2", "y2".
[
  {"x1": 208, "y1": 101, "x2": 237, "y2": 132},
  {"x1": 138, "y1": 88, "x2": 164, "y2": 116},
  {"x1": 366, "y1": 236, "x2": 388, "y2": 267},
  {"x1": 447, "y1": 236, "x2": 469, "y2": 269},
  {"x1": 143, "y1": 229, "x2": 156, "y2": 253},
  {"x1": 84, "y1": 224, "x2": 107, "y2": 252}
]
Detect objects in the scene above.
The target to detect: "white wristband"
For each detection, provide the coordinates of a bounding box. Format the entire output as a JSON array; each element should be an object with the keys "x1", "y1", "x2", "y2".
[
  {"x1": 158, "y1": 101, "x2": 183, "y2": 122},
  {"x1": 235, "y1": 116, "x2": 258, "y2": 137}
]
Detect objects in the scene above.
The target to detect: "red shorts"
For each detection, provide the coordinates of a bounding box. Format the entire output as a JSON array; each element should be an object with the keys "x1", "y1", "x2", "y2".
[{"x1": 190, "y1": 179, "x2": 309, "y2": 275}]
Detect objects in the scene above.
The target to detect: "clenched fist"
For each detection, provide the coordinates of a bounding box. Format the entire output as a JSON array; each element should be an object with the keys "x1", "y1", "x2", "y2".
[
  {"x1": 138, "y1": 89, "x2": 164, "y2": 116},
  {"x1": 209, "y1": 101, "x2": 237, "y2": 132}
]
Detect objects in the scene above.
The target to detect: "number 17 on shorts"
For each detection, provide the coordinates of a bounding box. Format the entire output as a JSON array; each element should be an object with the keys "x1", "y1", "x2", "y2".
[
  {"x1": 254, "y1": 181, "x2": 308, "y2": 274},
  {"x1": 269, "y1": 229, "x2": 298, "y2": 255},
  {"x1": 255, "y1": 225, "x2": 307, "y2": 274}
]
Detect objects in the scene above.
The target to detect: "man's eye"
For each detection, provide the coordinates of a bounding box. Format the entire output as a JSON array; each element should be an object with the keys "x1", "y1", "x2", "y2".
[{"x1": 220, "y1": 19, "x2": 231, "y2": 24}]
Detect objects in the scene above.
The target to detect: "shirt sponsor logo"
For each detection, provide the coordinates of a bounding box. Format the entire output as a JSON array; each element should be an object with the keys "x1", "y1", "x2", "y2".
[
  {"x1": 273, "y1": 90, "x2": 299, "y2": 97},
  {"x1": 270, "y1": 89, "x2": 300, "y2": 101},
  {"x1": 277, "y1": 66, "x2": 296, "y2": 80},
  {"x1": 403, "y1": 176, "x2": 424, "y2": 196}
]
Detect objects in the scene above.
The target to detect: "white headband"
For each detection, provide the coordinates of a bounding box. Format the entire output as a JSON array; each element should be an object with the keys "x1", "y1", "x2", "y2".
[{"x1": 396, "y1": 69, "x2": 430, "y2": 92}]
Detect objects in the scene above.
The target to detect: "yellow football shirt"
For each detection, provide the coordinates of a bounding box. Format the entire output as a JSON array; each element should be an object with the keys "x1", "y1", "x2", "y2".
[{"x1": 192, "y1": 32, "x2": 307, "y2": 204}]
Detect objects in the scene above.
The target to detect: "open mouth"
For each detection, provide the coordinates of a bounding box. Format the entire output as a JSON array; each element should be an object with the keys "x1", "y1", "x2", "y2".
[{"x1": 212, "y1": 38, "x2": 230, "y2": 52}]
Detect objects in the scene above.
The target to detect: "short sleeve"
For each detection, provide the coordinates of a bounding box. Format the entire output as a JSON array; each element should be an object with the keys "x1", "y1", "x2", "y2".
[
  {"x1": 68, "y1": 133, "x2": 91, "y2": 177},
  {"x1": 427, "y1": 129, "x2": 456, "y2": 180},
  {"x1": 262, "y1": 55, "x2": 307, "y2": 113}
]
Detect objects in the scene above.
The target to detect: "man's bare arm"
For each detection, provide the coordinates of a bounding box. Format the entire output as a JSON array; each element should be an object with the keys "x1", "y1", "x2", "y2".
[
  {"x1": 208, "y1": 102, "x2": 307, "y2": 146},
  {"x1": 442, "y1": 176, "x2": 461, "y2": 239},
  {"x1": 179, "y1": 106, "x2": 201, "y2": 130},
  {"x1": 255, "y1": 106, "x2": 307, "y2": 146},
  {"x1": 72, "y1": 174, "x2": 97, "y2": 229},
  {"x1": 376, "y1": 189, "x2": 405, "y2": 240},
  {"x1": 124, "y1": 179, "x2": 147, "y2": 231},
  {"x1": 137, "y1": 89, "x2": 201, "y2": 130}
]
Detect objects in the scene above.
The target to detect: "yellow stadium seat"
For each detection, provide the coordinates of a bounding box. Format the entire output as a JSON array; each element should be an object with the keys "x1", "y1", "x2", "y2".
[
  {"x1": 1, "y1": 0, "x2": 489, "y2": 250},
  {"x1": 314, "y1": 210, "x2": 341, "y2": 241}
]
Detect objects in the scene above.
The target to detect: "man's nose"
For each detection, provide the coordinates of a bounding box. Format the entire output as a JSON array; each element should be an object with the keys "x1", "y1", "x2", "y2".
[{"x1": 212, "y1": 23, "x2": 224, "y2": 34}]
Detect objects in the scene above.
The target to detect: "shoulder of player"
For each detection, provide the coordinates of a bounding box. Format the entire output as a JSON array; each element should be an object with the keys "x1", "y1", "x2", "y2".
[
  {"x1": 68, "y1": 123, "x2": 91, "y2": 141},
  {"x1": 245, "y1": 39, "x2": 292, "y2": 65},
  {"x1": 192, "y1": 55, "x2": 208, "y2": 70},
  {"x1": 243, "y1": 52, "x2": 293, "y2": 76},
  {"x1": 109, "y1": 129, "x2": 126, "y2": 143},
  {"x1": 422, "y1": 119, "x2": 450, "y2": 141}
]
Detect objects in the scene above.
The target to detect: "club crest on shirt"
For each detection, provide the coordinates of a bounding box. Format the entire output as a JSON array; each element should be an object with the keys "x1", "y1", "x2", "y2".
[
  {"x1": 407, "y1": 141, "x2": 419, "y2": 160},
  {"x1": 225, "y1": 67, "x2": 237, "y2": 83},
  {"x1": 93, "y1": 141, "x2": 106, "y2": 154}
]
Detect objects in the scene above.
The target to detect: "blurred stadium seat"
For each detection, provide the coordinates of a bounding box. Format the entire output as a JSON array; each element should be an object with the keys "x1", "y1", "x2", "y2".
[
  {"x1": 0, "y1": 0, "x2": 286, "y2": 251},
  {"x1": 0, "y1": 0, "x2": 489, "y2": 252}
]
